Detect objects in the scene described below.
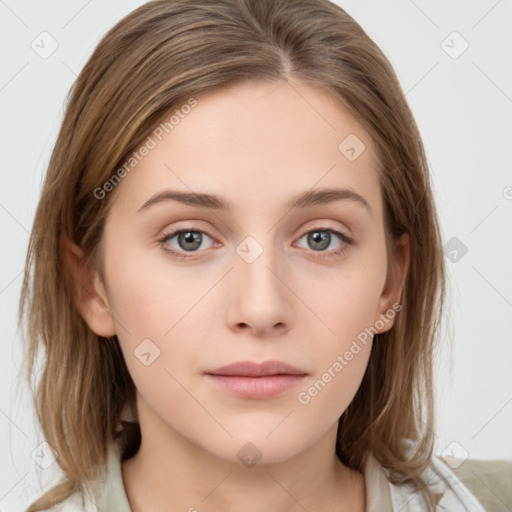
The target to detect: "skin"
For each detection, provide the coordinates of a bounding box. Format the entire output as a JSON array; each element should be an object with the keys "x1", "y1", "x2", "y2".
[{"x1": 64, "y1": 78, "x2": 410, "y2": 512}]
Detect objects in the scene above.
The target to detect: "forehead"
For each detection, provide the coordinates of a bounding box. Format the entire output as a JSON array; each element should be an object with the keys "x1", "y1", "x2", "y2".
[{"x1": 109, "y1": 79, "x2": 382, "y2": 218}]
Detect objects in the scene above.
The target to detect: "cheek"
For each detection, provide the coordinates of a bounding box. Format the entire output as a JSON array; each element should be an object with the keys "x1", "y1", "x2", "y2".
[
  {"x1": 292, "y1": 248, "x2": 386, "y2": 406},
  {"x1": 103, "y1": 239, "x2": 209, "y2": 335},
  {"x1": 101, "y1": 243, "x2": 212, "y2": 382},
  {"x1": 294, "y1": 277, "x2": 378, "y2": 424},
  {"x1": 300, "y1": 255, "x2": 387, "y2": 343},
  {"x1": 293, "y1": 296, "x2": 374, "y2": 437}
]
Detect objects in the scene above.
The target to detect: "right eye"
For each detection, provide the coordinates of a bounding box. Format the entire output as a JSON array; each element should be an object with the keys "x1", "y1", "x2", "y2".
[{"x1": 157, "y1": 228, "x2": 216, "y2": 259}]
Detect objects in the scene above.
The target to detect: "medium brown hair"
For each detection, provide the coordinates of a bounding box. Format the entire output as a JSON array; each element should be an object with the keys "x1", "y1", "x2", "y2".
[{"x1": 19, "y1": 0, "x2": 446, "y2": 509}]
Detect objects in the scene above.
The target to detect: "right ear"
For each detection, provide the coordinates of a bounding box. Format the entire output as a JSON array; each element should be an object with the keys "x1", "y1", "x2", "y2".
[{"x1": 60, "y1": 234, "x2": 117, "y2": 337}]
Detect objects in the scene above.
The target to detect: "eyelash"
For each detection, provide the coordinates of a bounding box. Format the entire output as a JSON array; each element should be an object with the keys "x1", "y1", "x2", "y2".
[{"x1": 157, "y1": 226, "x2": 353, "y2": 261}]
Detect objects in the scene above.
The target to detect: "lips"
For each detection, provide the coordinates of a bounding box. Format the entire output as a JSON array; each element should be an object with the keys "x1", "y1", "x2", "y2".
[{"x1": 205, "y1": 360, "x2": 307, "y2": 377}]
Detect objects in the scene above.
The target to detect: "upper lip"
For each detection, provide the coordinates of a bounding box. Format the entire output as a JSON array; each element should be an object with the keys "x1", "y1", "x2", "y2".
[{"x1": 206, "y1": 360, "x2": 307, "y2": 377}]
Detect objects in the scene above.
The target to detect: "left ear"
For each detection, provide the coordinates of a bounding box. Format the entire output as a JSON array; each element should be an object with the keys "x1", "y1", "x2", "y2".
[{"x1": 374, "y1": 232, "x2": 410, "y2": 334}]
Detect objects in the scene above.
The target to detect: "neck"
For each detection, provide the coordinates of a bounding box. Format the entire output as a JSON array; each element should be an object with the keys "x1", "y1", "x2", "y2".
[{"x1": 121, "y1": 400, "x2": 365, "y2": 512}]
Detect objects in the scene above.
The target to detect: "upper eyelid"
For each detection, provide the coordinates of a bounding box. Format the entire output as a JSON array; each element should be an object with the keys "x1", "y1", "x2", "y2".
[{"x1": 161, "y1": 223, "x2": 348, "y2": 238}]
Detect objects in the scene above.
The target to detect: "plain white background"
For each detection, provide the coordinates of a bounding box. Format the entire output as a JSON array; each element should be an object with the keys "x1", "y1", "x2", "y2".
[{"x1": 1, "y1": 1, "x2": 511, "y2": 510}]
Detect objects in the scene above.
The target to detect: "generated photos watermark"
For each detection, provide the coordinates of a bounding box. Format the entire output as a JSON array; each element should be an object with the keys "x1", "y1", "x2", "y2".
[
  {"x1": 93, "y1": 97, "x2": 198, "y2": 200},
  {"x1": 297, "y1": 301, "x2": 402, "y2": 405}
]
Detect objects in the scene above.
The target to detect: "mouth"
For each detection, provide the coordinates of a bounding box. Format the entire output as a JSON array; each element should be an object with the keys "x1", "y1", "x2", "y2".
[{"x1": 204, "y1": 360, "x2": 308, "y2": 399}]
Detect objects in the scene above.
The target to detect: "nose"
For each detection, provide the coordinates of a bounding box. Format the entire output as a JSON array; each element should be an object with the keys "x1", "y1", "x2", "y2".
[{"x1": 225, "y1": 237, "x2": 294, "y2": 338}]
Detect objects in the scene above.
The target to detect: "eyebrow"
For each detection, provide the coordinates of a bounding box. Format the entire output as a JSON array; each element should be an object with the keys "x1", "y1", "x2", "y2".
[{"x1": 137, "y1": 187, "x2": 372, "y2": 217}]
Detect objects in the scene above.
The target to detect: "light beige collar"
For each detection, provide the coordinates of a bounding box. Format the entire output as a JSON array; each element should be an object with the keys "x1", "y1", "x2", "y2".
[{"x1": 364, "y1": 452, "x2": 394, "y2": 511}]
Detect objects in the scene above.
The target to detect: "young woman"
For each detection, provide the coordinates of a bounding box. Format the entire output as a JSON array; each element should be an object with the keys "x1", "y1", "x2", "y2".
[{"x1": 18, "y1": 0, "x2": 487, "y2": 510}]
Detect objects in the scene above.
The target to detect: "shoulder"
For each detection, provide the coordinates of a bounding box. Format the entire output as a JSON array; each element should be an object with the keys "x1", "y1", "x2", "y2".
[
  {"x1": 366, "y1": 452, "x2": 489, "y2": 511},
  {"x1": 28, "y1": 440, "x2": 131, "y2": 512},
  {"x1": 31, "y1": 489, "x2": 103, "y2": 512},
  {"x1": 34, "y1": 492, "x2": 89, "y2": 512},
  {"x1": 438, "y1": 455, "x2": 512, "y2": 511}
]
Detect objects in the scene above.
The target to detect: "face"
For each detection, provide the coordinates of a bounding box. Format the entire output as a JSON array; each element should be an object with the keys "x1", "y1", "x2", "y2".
[{"x1": 78, "y1": 78, "x2": 408, "y2": 465}]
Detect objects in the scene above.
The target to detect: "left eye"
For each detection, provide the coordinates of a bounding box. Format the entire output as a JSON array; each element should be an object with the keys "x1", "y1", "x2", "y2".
[{"x1": 295, "y1": 228, "x2": 348, "y2": 253}]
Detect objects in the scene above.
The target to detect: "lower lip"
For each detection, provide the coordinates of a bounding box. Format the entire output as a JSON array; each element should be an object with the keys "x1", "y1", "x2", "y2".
[{"x1": 205, "y1": 374, "x2": 307, "y2": 399}]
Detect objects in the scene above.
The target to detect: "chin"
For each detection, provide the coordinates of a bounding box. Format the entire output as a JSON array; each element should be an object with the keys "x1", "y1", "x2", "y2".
[{"x1": 193, "y1": 434, "x2": 299, "y2": 466}]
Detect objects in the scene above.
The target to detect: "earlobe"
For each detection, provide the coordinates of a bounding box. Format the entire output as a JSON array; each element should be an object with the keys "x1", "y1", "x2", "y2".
[
  {"x1": 60, "y1": 234, "x2": 117, "y2": 337},
  {"x1": 374, "y1": 232, "x2": 410, "y2": 334}
]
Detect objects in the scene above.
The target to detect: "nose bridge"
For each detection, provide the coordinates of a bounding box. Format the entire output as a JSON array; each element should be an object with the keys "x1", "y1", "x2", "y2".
[
  {"x1": 234, "y1": 233, "x2": 282, "y2": 296},
  {"x1": 226, "y1": 232, "x2": 292, "y2": 334}
]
